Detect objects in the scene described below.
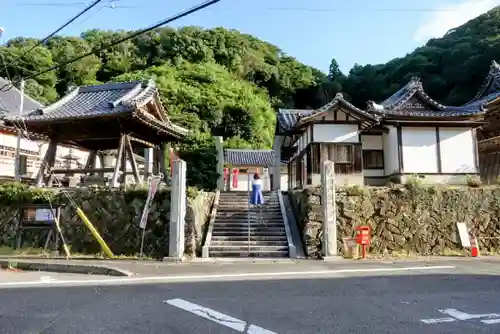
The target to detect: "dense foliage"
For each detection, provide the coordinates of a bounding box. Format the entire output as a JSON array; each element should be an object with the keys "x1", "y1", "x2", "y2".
[
  {"x1": 2, "y1": 8, "x2": 500, "y2": 188},
  {"x1": 342, "y1": 8, "x2": 500, "y2": 107},
  {"x1": 0, "y1": 27, "x2": 328, "y2": 189}
]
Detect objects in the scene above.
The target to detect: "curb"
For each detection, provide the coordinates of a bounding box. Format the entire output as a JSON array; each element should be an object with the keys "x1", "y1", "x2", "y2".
[{"x1": 0, "y1": 260, "x2": 133, "y2": 277}]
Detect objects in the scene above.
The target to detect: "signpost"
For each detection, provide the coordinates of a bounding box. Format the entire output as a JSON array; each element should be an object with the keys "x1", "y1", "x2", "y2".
[
  {"x1": 139, "y1": 175, "x2": 162, "y2": 257},
  {"x1": 15, "y1": 204, "x2": 62, "y2": 253}
]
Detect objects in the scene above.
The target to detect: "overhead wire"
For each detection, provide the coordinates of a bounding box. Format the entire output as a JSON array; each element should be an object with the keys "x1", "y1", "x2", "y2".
[
  {"x1": 0, "y1": 0, "x2": 221, "y2": 92},
  {"x1": 76, "y1": 0, "x2": 117, "y2": 26},
  {"x1": 7, "y1": 0, "x2": 106, "y2": 72}
]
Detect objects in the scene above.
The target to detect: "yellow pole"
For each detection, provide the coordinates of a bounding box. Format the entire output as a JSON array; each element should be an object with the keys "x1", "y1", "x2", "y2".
[
  {"x1": 53, "y1": 215, "x2": 71, "y2": 259},
  {"x1": 76, "y1": 207, "x2": 114, "y2": 258}
]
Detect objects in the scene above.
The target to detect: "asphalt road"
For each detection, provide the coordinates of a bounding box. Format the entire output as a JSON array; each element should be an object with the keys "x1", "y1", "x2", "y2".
[{"x1": 1, "y1": 262, "x2": 500, "y2": 333}]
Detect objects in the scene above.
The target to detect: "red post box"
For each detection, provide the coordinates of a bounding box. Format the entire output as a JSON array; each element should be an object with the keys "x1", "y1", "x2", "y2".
[{"x1": 355, "y1": 225, "x2": 371, "y2": 259}]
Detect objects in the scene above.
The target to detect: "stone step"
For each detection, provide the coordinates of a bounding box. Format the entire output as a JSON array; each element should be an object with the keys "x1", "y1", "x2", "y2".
[
  {"x1": 209, "y1": 245, "x2": 288, "y2": 251},
  {"x1": 217, "y1": 203, "x2": 280, "y2": 208},
  {"x1": 213, "y1": 224, "x2": 285, "y2": 229},
  {"x1": 211, "y1": 230, "x2": 286, "y2": 236},
  {"x1": 216, "y1": 216, "x2": 283, "y2": 220},
  {"x1": 208, "y1": 250, "x2": 289, "y2": 258},
  {"x1": 213, "y1": 226, "x2": 286, "y2": 232},
  {"x1": 216, "y1": 211, "x2": 282, "y2": 215},
  {"x1": 214, "y1": 221, "x2": 284, "y2": 226},
  {"x1": 210, "y1": 240, "x2": 288, "y2": 246},
  {"x1": 211, "y1": 235, "x2": 288, "y2": 241}
]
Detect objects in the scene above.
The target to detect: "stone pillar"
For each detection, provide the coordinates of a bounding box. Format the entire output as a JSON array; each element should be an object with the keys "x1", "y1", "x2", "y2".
[
  {"x1": 321, "y1": 160, "x2": 338, "y2": 258},
  {"x1": 273, "y1": 136, "x2": 283, "y2": 190},
  {"x1": 143, "y1": 148, "x2": 153, "y2": 181},
  {"x1": 169, "y1": 159, "x2": 187, "y2": 260},
  {"x1": 215, "y1": 136, "x2": 225, "y2": 190}
]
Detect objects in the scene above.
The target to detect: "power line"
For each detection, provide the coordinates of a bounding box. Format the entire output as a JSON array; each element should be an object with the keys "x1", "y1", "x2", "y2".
[
  {"x1": 0, "y1": 0, "x2": 221, "y2": 92},
  {"x1": 7, "y1": 0, "x2": 105, "y2": 74},
  {"x1": 77, "y1": 0, "x2": 116, "y2": 26},
  {"x1": 12, "y1": 2, "x2": 471, "y2": 12}
]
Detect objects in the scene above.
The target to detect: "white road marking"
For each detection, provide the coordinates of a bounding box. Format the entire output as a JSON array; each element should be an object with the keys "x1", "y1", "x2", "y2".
[
  {"x1": 165, "y1": 298, "x2": 276, "y2": 334},
  {"x1": 0, "y1": 265, "x2": 455, "y2": 287},
  {"x1": 439, "y1": 308, "x2": 500, "y2": 321},
  {"x1": 421, "y1": 317, "x2": 456, "y2": 324},
  {"x1": 482, "y1": 319, "x2": 500, "y2": 324},
  {"x1": 39, "y1": 276, "x2": 56, "y2": 282},
  {"x1": 422, "y1": 308, "x2": 500, "y2": 325}
]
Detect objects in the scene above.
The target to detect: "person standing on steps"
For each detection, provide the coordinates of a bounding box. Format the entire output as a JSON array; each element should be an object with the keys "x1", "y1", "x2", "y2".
[{"x1": 249, "y1": 172, "x2": 264, "y2": 206}]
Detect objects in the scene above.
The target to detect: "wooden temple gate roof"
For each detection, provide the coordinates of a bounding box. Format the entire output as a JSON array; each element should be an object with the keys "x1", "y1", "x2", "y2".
[{"x1": 5, "y1": 79, "x2": 189, "y2": 150}]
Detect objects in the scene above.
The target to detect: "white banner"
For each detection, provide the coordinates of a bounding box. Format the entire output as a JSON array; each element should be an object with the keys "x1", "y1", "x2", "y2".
[{"x1": 139, "y1": 176, "x2": 162, "y2": 229}]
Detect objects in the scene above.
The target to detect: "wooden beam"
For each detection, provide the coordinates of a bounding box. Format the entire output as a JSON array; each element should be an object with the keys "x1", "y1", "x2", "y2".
[
  {"x1": 35, "y1": 141, "x2": 56, "y2": 187},
  {"x1": 159, "y1": 145, "x2": 167, "y2": 181},
  {"x1": 124, "y1": 135, "x2": 142, "y2": 185},
  {"x1": 121, "y1": 136, "x2": 128, "y2": 186},
  {"x1": 152, "y1": 147, "x2": 160, "y2": 175},
  {"x1": 97, "y1": 153, "x2": 105, "y2": 177},
  {"x1": 110, "y1": 135, "x2": 126, "y2": 187},
  {"x1": 84, "y1": 150, "x2": 97, "y2": 172},
  {"x1": 51, "y1": 167, "x2": 116, "y2": 174},
  {"x1": 45, "y1": 141, "x2": 58, "y2": 187},
  {"x1": 128, "y1": 135, "x2": 156, "y2": 148}
]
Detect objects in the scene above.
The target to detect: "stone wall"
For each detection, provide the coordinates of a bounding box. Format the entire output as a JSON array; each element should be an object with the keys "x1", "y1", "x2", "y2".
[
  {"x1": 290, "y1": 185, "x2": 500, "y2": 258},
  {"x1": 184, "y1": 191, "x2": 215, "y2": 257},
  {"x1": 0, "y1": 183, "x2": 214, "y2": 258}
]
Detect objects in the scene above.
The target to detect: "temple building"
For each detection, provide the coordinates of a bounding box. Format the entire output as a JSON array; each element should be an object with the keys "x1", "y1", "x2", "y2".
[
  {"x1": 467, "y1": 61, "x2": 500, "y2": 183},
  {"x1": 273, "y1": 78, "x2": 485, "y2": 189},
  {"x1": 5, "y1": 79, "x2": 189, "y2": 187}
]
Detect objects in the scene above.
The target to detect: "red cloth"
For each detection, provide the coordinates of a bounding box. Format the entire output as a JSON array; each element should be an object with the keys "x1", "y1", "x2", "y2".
[{"x1": 232, "y1": 169, "x2": 239, "y2": 188}]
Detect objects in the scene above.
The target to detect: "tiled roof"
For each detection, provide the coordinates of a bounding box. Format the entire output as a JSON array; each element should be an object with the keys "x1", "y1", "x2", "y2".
[
  {"x1": 447, "y1": 61, "x2": 500, "y2": 114},
  {"x1": 9, "y1": 79, "x2": 189, "y2": 137},
  {"x1": 224, "y1": 149, "x2": 275, "y2": 167},
  {"x1": 297, "y1": 93, "x2": 381, "y2": 129},
  {"x1": 367, "y1": 77, "x2": 485, "y2": 117},
  {"x1": 469, "y1": 60, "x2": 500, "y2": 103},
  {"x1": 276, "y1": 109, "x2": 314, "y2": 132},
  {"x1": 0, "y1": 77, "x2": 44, "y2": 116}
]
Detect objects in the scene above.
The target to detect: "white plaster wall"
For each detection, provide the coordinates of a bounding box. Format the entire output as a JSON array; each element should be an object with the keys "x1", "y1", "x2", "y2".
[
  {"x1": 361, "y1": 135, "x2": 383, "y2": 150},
  {"x1": 39, "y1": 143, "x2": 90, "y2": 166},
  {"x1": 313, "y1": 124, "x2": 359, "y2": 143},
  {"x1": 230, "y1": 170, "x2": 271, "y2": 192},
  {"x1": 383, "y1": 127, "x2": 399, "y2": 175},
  {"x1": 402, "y1": 127, "x2": 438, "y2": 173},
  {"x1": 0, "y1": 133, "x2": 40, "y2": 152},
  {"x1": 439, "y1": 128, "x2": 477, "y2": 173}
]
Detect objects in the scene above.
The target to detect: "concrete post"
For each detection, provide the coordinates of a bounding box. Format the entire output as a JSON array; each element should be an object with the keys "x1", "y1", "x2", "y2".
[
  {"x1": 169, "y1": 159, "x2": 186, "y2": 260},
  {"x1": 321, "y1": 160, "x2": 338, "y2": 258},
  {"x1": 143, "y1": 148, "x2": 153, "y2": 181},
  {"x1": 272, "y1": 136, "x2": 283, "y2": 190},
  {"x1": 215, "y1": 136, "x2": 225, "y2": 190}
]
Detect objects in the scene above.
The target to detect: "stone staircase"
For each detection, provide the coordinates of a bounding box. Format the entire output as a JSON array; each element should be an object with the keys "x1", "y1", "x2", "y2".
[{"x1": 205, "y1": 191, "x2": 292, "y2": 258}]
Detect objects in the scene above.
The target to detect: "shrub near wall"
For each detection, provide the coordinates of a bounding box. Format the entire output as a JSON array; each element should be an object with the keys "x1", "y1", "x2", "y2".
[
  {"x1": 290, "y1": 185, "x2": 500, "y2": 258},
  {"x1": 0, "y1": 183, "x2": 213, "y2": 258}
]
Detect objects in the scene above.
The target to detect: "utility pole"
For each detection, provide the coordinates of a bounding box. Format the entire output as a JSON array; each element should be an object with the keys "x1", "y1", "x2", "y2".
[{"x1": 14, "y1": 79, "x2": 24, "y2": 182}]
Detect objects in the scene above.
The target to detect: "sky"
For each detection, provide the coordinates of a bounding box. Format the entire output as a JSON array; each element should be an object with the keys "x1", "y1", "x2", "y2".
[{"x1": 1, "y1": 0, "x2": 499, "y2": 74}]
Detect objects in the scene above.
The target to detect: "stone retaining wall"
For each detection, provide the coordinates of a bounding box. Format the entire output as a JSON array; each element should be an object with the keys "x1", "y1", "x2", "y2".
[
  {"x1": 290, "y1": 185, "x2": 500, "y2": 258},
  {"x1": 0, "y1": 184, "x2": 214, "y2": 258}
]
